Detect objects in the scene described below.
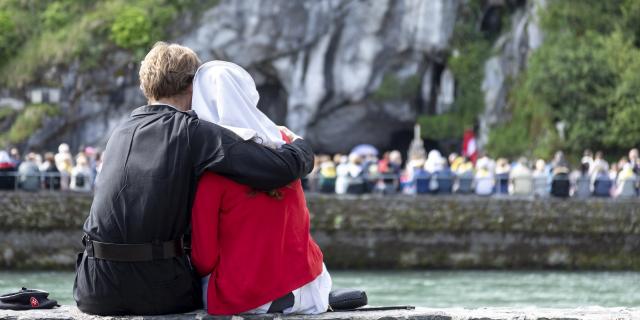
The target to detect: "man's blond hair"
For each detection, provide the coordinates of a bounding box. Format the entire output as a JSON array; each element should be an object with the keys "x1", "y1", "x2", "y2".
[{"x1": 139, "y1": 42, "x2": 201, "y2": 100}]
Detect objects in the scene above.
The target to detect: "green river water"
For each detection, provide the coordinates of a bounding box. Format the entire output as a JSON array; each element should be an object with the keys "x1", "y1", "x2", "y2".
[{"x1": 0, "y1": 271, "x2": 638, "y2": 308}]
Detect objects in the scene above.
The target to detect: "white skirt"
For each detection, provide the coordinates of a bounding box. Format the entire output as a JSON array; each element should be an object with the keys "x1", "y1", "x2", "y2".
[{"x1": 202, "y1": 263, "x2": 332, "y2": 315}]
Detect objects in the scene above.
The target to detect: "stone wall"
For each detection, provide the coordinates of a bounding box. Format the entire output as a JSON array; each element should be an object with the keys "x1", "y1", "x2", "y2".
[
  {"x1": 0, "y1": 192, "x2": 91, "y2": 269},
  {"x1": 1, "y1": 192, "x2": 639, "y2": 270}
]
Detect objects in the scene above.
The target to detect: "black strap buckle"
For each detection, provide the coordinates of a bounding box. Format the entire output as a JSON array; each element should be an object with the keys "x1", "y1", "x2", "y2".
[
  {"x1": 83, "y1": 235, "x2": 184, "y2": 262},
  {"x1": 83, "y1": 234, "x2": 95, "y2": 258}
]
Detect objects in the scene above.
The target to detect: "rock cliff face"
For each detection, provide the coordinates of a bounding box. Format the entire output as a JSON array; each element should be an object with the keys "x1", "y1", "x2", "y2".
[
  {"x1": 479, "y1": 0, "x2": 545, "y2": 147},
  {"x1": 0, "y1": 0, "x2": 542, "y2": 154},
  {"x1": 181, "y1": 0, "x2": 458, "y2": 153}
]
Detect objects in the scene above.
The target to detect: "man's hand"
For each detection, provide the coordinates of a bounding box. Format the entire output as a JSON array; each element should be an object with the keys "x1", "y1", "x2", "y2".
[{"x1": 277, "y1": 126, "x2": 302, "y2": 142}]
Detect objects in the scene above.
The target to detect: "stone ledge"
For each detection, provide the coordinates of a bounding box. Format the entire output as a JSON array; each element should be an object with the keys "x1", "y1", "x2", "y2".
[{"x1": 1, "y1": 306, "x2": 639, "y2": 320}]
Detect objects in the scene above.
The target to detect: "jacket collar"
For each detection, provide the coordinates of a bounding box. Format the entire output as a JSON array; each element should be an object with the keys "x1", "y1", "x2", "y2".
[{"x1": 131, "y1": 104, "x2": 198, "y2": 118}]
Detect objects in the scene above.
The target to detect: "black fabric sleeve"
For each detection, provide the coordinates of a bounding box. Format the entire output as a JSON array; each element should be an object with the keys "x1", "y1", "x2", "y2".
[{"x1": 189, "y1": 119, "x2": 314, "y2": 190}]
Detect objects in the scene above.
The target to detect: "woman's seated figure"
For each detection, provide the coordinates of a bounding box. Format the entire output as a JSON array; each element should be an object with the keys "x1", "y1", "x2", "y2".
[
  {"x1": 550, "y1": 166, "x2": 571, "y2": 198},
  {"x1": 591, "y1": 165, "x2": 613, "y2": 197},
  {"x1": 616, "y1": 163, "x2": 638, "y2": 198},
  {"x1": 318, "y1": 160, "x2": 337, "y2": 193},
  {"x1": 494, "y1": 158, "x2": 511, "y2": 195},
  {"x1": 573, "y1": 162, "x2": 592, "y2": 198},
  {"x1": 510, "y1": 157, "x2": 533, "y2": 196},
  {"x1": 532, "y1": 159, "x2": 549, "y2": 197},
  {"x1": 454, "y1": 158, "x2": 474, "y2": 194},
  {"x1": 190, "y1": 61, "x2": 330, "y2": 315}
]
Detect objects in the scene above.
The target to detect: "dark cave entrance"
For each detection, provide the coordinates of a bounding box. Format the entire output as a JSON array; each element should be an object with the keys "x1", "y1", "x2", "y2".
[{"x1": 256, "y1": 78, "x2": 288, "y2": 126}]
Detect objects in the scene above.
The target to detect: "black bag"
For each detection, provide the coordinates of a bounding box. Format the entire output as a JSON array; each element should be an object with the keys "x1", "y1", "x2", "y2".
[
  {"x1": 0, "y1": 288, "x2": 59, "y2": 310},
  {"x1": 329, "y1": 288, "x2": 368, "y2": 310}
]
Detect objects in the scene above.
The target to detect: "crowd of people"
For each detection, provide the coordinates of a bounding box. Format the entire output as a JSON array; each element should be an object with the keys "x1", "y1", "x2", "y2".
[
  {"x1": 1, "y1": 142, "x2": 640, "y2": 199},
  {"x1": 304, "y1": 148, "x2": 640, "y2": 199},
  {"x1": 0, "y1": 144, "x2": 101, "y2": 192}
]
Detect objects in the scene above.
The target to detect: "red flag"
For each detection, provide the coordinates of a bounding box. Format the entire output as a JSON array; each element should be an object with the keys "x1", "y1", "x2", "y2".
[{"x1": 462, "y1": 129, "x2": 477, "y2": 163}]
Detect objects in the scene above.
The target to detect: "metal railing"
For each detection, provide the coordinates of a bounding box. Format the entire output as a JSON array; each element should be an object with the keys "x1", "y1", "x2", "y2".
[
  {"x1": 0, "y1": 171, "x2": 93, "y2": 192},
  {"x1": 1, "y1": 171, "x2": 638, "y2": 199},
  {"x1": 302, "y1": 173, "x2": 640, "y2": 199}
]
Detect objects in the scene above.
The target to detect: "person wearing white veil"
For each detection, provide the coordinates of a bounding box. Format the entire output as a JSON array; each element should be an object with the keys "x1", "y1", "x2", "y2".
[
  {"x1": 192, "y1": 61, "x2": 285, "y2": 148},
  {"x1": 190, "y1": 61, "x2": 331, "y2": 315}
]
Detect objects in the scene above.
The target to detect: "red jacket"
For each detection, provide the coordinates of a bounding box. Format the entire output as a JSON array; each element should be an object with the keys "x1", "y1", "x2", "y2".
[{"x1": 191, "y1": 170, "x2": 324, "y2": 315}]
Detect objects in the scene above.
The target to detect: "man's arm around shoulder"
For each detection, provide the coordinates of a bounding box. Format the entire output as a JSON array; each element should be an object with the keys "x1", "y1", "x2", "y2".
[{"x1": 190, "y1": 119, "x2": 314, "y2": 190}]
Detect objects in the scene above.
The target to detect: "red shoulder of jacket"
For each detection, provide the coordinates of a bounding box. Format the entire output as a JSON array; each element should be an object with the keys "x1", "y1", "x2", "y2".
[
  {"x1": 199, "y1": 171, "x2": 221, "y2": 187},
  {"x1": 197, "y1": 171, "x2": 251, "y2": 197}
]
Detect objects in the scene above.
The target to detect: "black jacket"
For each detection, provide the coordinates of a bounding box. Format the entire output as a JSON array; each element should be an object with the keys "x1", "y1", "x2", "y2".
[{"x1": 73, "y1": 104, "x2": 313, "y2": 315}]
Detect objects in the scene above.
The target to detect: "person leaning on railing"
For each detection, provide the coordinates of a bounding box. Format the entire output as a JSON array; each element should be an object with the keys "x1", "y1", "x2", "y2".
[
  {"x1": 317, "y1": 161, "x2": 337, "y2": 193},
  {"x1": 70, "y1": 155, "x2": 93, "y2": 192},
  {"x1": 510, "y1": 157, "x2": 533, "y2": 196},
  {"x1": 17, "y1": 153, "x2": 40, "y2": 191},
  {"x1": 494, "y1": 158, "x2": 511, "y2": 195},
  {"x1": 434, "y1": 158, "x2": 454, "y2": 195},
  {"x1": 41, "y1": 153, "x2": 61, "y2": 191},
  {"x1": 615, "y1": 163, "x2": 638, "y2": 198},
  {"x1": 532, "y1": 159, "x2": 549, "y2": 197},
  {"x1": 573, "y1": 162, "x2": 591, "y2": 198},
  {"x1": 550, "y1": 166, "x2": 571, "y2": 198},
  {"x1": 454, "y1": 158, "x2": 474, "y2": 194},
  {"x1": 591, "y1": 165, "x2": 613, "y2": 197},
  {"x1": 474, "y1": 159, "x2": 494, "y2": 196}
]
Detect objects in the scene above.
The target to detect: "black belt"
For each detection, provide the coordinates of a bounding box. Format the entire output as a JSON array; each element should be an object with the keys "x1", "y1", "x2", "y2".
[
  {"x1": 84, "y1": 235, "x2": 184, "y2": 262},
  {"x1": 267, "y1": 292, "x2": 294, "y2": 313}
]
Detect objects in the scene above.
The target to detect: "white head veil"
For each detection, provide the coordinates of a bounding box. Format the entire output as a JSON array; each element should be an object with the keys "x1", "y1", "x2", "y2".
[
  {"x1": 424, "y1": 149, "x2": 444, "y2": 173},
  {"x1": 0, "y1": 151, "x2": 11, "y2": 163},
  {"x1": 191, "y1": 60, "x2": 285, "y2": 148}
]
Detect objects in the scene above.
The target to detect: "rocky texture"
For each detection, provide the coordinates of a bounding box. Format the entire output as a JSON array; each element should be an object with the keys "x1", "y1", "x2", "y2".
[
  {"x1": 0, "y1": 191, "x2": 92, "y2": 230},
  {"x1": 182, "y1": 0, "x2": 458, "y2": 153},
  {"x1": 1, "y1": 191, "x2": 639, "y2": 270},
  {"x1": 0, "y1": 191, "x2": 90, "y2": 269},
  {"x1": 1, "y1": 305, "x2": 640, "y2": 320},
  {"x1": 0, "y1": 230, "x2": 82, "y2": 269},
  {"x1": 478, "y1": 0, "x2": 546, "y2": 147},
  {"x1": 0, "y1": 0, "x2": 542, "y2": 154},
  {"x1": 0, "y1": 58, "x2": 142, "y2": 150}
]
